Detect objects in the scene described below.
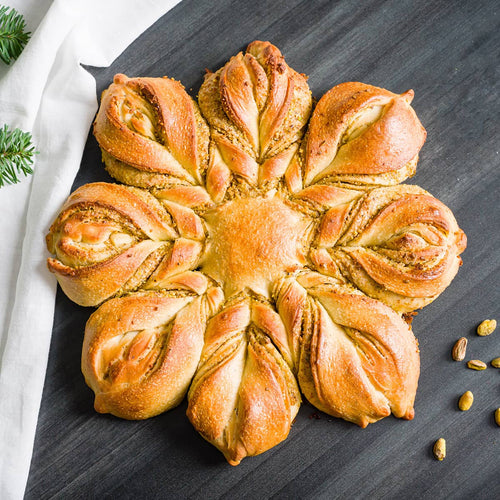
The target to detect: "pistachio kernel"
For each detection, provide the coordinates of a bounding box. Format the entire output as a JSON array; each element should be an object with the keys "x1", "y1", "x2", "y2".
[
  {"x1": 433, "y1": 438, "x2": 446, "y2": 461},
  {"x1": 452, "y1": 337, "x2": 467, "y2": 361},
  {"x1": 467, "y1": 360, "x2": 487, "y2": 371},
  {"x1": 491, "y1": 357, "x2": 500, "y2": 369},
  {"x1": 458, "y1": 391, "x2": 473, "y2": 411},
  {"x1": 477, "y1": 319, "x2": 497, "y2": 336}
]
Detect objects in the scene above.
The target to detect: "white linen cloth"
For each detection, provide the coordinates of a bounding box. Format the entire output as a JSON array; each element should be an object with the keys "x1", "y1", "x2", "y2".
[{"x1": 0, "y1": 1, "x2": 180, "y2": 498}]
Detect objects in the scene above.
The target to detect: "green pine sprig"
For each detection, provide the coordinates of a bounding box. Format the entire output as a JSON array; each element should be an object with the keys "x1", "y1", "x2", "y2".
[
  {"x1": 0, "y1": 5, "x2": 30, "y2": 64},
  {"x1": 0, "y1": 125, "x2": 38, "y2": 187}
]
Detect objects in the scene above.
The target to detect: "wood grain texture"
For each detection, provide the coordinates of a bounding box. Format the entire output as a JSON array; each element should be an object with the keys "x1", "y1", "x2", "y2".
[{"x1": 26, "y1": 0, "x2": 499, "y2": 498}]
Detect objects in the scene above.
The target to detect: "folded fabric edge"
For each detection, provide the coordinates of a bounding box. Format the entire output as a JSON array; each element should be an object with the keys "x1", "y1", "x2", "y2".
[{"x1": 0, "y1": 1, "x2": 181, "y2": 498}]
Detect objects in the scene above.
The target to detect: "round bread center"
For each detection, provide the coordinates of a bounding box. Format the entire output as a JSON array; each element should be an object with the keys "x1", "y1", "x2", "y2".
[{"x1": 201, "y1": 195, "x2": 312, "y2": 297}]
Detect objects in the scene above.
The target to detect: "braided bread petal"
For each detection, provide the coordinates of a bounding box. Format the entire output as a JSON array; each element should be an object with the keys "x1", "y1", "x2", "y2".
[
  {"x1": 187, "y1": 296, "x2": 300, "y2": 465},
  {"x1": 309, "y1": 185, "x2": 467, "y2": 312},
  {"x1": 82, "y1": 279, "x2": 223, "y2": 420},
  {"x1": 274, "y1": 271, "x2": 419, "y2": 427},
  {"x1": 286, "y1": 82, "x2": 426, "y2": 191},
  {"x1": 199, "y1": 41, "x2": 312, "y2": 199},
  {"x1": 94, "y1": 74, "x2": 210, "y2": 188},
  {"x1": 46, "y1": 182, "x2": 205, "y2": 306}
]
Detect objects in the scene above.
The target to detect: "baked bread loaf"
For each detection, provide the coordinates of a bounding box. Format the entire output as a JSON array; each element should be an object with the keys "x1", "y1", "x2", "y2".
[
  {"x1": 296, "y1": 82, "x2": 426, "y2": 188},
  {"x1": 47, "y1": 41, "x2": 466, "y2": 465},
  {"x1": 93, "y1": 74, "x2": 210, "y2": 188},
  {"x1": 46, "y1": 182, "x2": 207, "y2": 306},
  {"x1": 82, "y1": 279, "x2": 223, "y2": 419}
]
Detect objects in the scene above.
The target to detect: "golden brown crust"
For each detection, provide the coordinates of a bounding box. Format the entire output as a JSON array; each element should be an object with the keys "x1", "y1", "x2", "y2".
[
  {"x1": 199, "y1": 41, "x2": 312, "y2": 200},
  {"x1": 186, "y1": 296, "x2": 300, "y2": 465},
  {"x1": 286, "y1": 82, "x2": 426, "y2": 191},
  {"x1": 274, "y1": 271, "x2": 420, "y2": 426},
  {"x1": 307, "y1": 185, "x2": 466, "y2": 312},
  {"x1": 201, "y1": 193, "x2": 314, "y2": 298},
  {"x1": 94, "y1": 74, "x2": 210, "y2": 188},
  {"x1": 46, "y1": 182, "x2": 205, "y2": 306},
  {"x1": 47, "y1": 241, "x2": 166, "y2": 307},
  {"x1": 45, "y1": 41, "x2": 467, "y2": 466},
  {"x1": 152, "y1": 185, "x2": 214, "y2": 209},
  {"x1": 82, "y1": 283, "x2": 223, "y2": 419}
]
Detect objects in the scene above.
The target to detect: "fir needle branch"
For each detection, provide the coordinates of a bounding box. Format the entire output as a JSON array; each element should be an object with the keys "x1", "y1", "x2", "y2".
[
  {"x1": 0, "y1": 5, "x2": 31, "y2": 64},
  {"x1": 0, "y1": 125, "x2": 38, "y2": 187}
]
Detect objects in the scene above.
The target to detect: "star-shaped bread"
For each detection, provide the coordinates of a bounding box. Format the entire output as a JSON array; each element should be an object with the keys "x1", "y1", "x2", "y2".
[{"x1": 46, "y1": 41, "x2": 466, "y2": 465}]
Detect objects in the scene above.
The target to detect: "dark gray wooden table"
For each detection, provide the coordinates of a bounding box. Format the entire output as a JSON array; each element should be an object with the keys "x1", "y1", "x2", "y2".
[{"x1": 25, "y1": 0, "x2": 499, "y2": 498}]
